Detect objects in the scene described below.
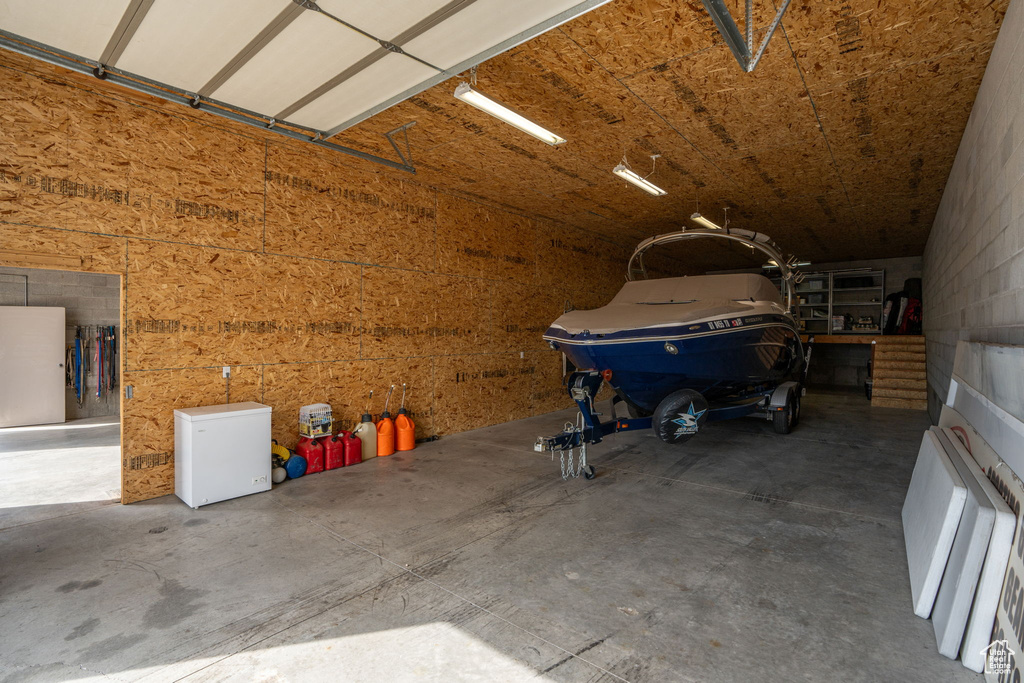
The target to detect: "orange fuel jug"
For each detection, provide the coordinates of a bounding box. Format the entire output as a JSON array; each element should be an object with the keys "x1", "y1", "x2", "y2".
[
  {"x1": 395, "y1": 383, "x2": 415, "y2": 451},
  {"x1": 376, "y1": 384, "x2": 396, "y2": 457}
]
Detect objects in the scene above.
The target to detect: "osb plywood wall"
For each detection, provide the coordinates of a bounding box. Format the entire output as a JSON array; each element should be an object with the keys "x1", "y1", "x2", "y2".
[{"x1": 0, "y1": 52, "x2": 629, "y2": 504}]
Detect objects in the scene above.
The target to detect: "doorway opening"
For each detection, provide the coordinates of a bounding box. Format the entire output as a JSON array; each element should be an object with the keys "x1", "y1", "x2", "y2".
[{"x1": 0, "y1": 268, "x2": 122, "y2": 529}]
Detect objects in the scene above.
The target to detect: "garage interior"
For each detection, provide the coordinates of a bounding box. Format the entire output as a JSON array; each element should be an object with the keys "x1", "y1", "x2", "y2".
[{"x1": 1, "y1": 0, "x2": 1023, "y2": 681}]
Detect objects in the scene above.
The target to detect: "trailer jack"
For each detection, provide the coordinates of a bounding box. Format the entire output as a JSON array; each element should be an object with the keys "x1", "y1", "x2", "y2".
[{"x1": 535, "y1": 371, "x2": 653, "y2": 479}]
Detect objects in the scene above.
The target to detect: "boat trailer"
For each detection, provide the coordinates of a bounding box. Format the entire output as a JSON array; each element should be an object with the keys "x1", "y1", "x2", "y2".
[{"x1": 535, "y1": 370, "x2": 805, "y2": 481}]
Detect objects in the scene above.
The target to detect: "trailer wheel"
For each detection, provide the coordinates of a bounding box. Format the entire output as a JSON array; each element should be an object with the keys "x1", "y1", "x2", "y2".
[
  {"x1": 583, "y1": 465, "x2": 596, "y2": 479},
  {"x1": 653, "y1": 389, "x2": 709, "y2": 444},
  {"x1": 773, "y1": 388, "x2": 798, "y2": 434},
  {"x1": 791, "y1": 387, "x2": 802, "y2": 427}
]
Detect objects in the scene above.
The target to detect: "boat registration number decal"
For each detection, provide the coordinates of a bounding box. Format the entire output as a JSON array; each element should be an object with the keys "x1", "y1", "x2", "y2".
[{"x1": 708, "y1": 318, "x2": 745, "y2": 330}]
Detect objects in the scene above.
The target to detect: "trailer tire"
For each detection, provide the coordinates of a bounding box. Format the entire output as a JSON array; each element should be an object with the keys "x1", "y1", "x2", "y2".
[
  {"x1": 653, "y1": 389, "x2": 709, "y2": 444},
  {"x1": 773, "y1": 388, "x2": 798, "y2": 434}
]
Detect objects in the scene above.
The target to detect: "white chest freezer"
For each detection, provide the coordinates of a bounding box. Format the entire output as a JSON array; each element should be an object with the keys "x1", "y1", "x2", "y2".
[{"x1": 174, "y1": 402, "x2": 272, "y2": 508}]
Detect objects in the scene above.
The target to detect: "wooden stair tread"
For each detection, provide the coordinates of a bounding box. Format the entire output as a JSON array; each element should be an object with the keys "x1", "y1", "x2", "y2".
[
  {"x1": 873, "y1": 387, "x2": 927, "y2": 399},
  {"x1": 874, "y1": 359, "x2": 926, "y2": 369},
  {"x1": 872, "y1": 369, "x2": 926, "y2": 379},
  {"x1": 872, "y1": 396, "x2": 928, "y2": 410},
  {"x1": 875, "y1": 352, "x2": 926, "y2": 362},
  {"x1": 873, "y1": 378, "x2": 927, "y2": 390},
  {"x1": 874, "y1": 336, "x2": 925, "y2": 345}
]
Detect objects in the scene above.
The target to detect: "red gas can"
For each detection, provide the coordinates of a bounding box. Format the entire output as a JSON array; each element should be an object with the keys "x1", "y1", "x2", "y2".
[
  {"x1": 296, "y1": 436, "x2": 324, "y2": 474},
  {"x1": 342, "y1": 432, "x2": 362, "y2": 466},
  {"x1": 322, "y1": 433, "x2": 346, "y2": 470}
]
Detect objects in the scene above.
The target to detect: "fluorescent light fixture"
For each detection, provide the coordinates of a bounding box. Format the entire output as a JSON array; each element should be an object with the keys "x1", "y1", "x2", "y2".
[
  {"x1": 454, "y1": 82, "x2": 565, "y2": 146},
  {"x1": 690, "y1": 212, "x2": 723, "y2": 230},
  {"x1": 612, "y1": 164, "x2": 667, "y2": 196}
]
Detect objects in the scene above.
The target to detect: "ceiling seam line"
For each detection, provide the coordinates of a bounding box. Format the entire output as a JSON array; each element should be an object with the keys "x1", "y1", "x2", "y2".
[
  {"x1": 274, "y1": 0, "x2": 483, "y2": 121},
  {"x1": 99, "y1": 0, "x2": 155, "y2": 67},
  {"x1": 421, "y1": 129, "x2": 608, "y2": 178},
  {"x1": 198, "y1": 2, "x2": 306, "y2": 97},
  {"x1": 822, "y1": 43, "x2": 991, "y2": 94},
  {"x1": 555, "y1": 27, "x2": 736, "y2": 190},
  {"x1": 618, "y1": 16, "x2": 784, "y2": 83},
  {"x1": 621, "y1": 43, "x2": 720, "y2": 82},
  {"x1": 774, "y1": 10, "x2": 852, "y2": 208},
  {"x1": 434, "y1": 173, "x2": 635, "y2": 244}
]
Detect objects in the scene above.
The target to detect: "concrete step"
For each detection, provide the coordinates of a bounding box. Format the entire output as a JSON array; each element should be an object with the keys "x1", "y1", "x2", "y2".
[
  {"x1": 872, "y1": 396, "x2": 929, "y2": 410},
  {"x1": 874, "y1": 378, "x2": 927, "y2": 390},
  {"x1": 873, "y1": 387, "x2": 928, "y2": 400}
]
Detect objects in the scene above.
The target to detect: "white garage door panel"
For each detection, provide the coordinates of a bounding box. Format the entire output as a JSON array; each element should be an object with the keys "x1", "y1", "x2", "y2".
[
  {"x1": 930, "y1": 428, "x2": 995, "y2": 660},
  {"x1": 210, "y1": 11, "x2": 378, "y2": 117},
  {"x1": 902, "y1": 430, "x2": 967, "y2": 618},
  {"x1": 115, "y1": 0, "x2": 288, "y2": 92},
  {"x1": 0, "y1": 0, "x2": 131, "y2": 60},
  {"x1": 937, "y1": 427, "x2": 1017, "y2": 672},
  {"x1": 1, "y1": 0, "x2": 612, "y2": 136},
  {"x1": 0, "y1": 306, "x2": 65, "y2": 429},
  {"x1": 402, "y1": 0, "x2": 586, "y2": 70},
  {"x1": 290, "y1": 54, "x2": 437, "y2": 131},
  {"x1": 317, "y1": 0, "x2": 452, "y2": 43}
]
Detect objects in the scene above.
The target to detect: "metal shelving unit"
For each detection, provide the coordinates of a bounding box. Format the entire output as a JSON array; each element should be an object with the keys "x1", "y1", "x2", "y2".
[{"x1": 788, "y1": 269, "x2": 885, "y2": 335}]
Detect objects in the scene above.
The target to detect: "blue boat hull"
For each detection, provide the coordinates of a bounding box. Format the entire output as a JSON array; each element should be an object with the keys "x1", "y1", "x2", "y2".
[{"x1": 547, "y1": 319, "x2": 802, "y2": 412}]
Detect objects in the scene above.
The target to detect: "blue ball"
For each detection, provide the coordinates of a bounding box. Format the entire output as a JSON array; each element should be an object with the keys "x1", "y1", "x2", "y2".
[{"x1": 285, "y1": 454, "x2": 307, "y2": 479}]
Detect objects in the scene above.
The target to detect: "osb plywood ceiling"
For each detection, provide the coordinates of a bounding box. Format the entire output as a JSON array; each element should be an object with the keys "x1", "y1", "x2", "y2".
[
  {"x1": 0, "y1": 0, "x2": 1008, "y2": 272},
  {"x1": 332, "y1": 0, "x2": 1007, "y2": 270}
]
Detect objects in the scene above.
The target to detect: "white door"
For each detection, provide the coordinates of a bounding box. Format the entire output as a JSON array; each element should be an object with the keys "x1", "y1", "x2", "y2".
[{"x1": 0, "y1": 306, "x2": 66, "y2": 428}]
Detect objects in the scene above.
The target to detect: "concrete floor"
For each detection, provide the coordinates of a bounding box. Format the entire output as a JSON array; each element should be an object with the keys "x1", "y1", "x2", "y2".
[
  {"x1": 0, "y1": 390, "x2": 979, "y2": 682},
  {"x1": 0, "y1": 416, "x2": 120, "y2": 531}
]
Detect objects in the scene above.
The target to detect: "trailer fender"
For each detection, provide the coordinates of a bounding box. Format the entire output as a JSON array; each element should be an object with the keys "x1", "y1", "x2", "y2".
[{"x1": 769, "y1": 381, "x2": 801, "y2": 410}]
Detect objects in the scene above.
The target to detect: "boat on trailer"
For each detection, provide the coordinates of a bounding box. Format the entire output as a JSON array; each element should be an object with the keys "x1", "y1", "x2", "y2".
[{"x1": 536, "y1": 224, "x2": 811, "y2": 480}]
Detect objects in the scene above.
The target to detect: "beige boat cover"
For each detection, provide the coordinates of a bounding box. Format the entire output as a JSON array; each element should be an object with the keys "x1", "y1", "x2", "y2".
[
  {"x1": 611, "y1": 273, "x2": 782, "y2": 305},
  {"x1": 550, "y1": 274, "x2": 784, "y2": 335}
]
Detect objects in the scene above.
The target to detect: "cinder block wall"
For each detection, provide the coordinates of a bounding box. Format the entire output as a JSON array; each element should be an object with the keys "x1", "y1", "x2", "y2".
[
  {"x1": 923, "y1": 0, "x2": 1024, "y2": 420},
  {"x1": 0, "y1": 267, "x2": 120, "y2": 419}
]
